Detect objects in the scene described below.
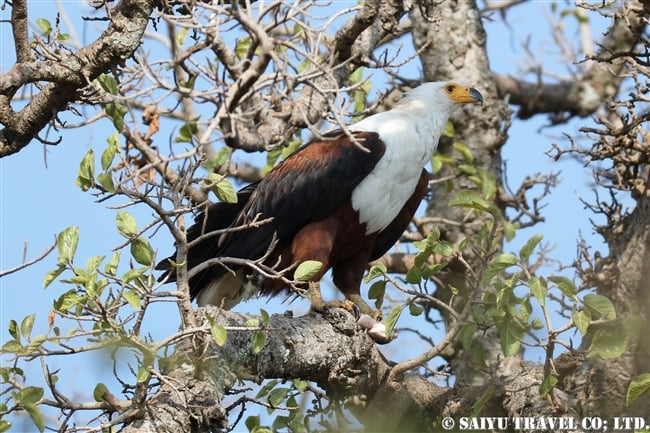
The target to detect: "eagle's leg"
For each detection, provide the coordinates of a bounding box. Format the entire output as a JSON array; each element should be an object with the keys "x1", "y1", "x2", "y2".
[
  {"x1": 308, "y1": 281, "x2": 355, "y2": 313},
  {"x1": 331, "y1": 257, "x2": 383, "y2": 320}
]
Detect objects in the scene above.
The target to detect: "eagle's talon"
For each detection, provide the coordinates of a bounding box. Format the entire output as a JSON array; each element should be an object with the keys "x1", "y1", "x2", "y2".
[{"x1": 351, "y1": 303, "x2": 361, "y2": 321}]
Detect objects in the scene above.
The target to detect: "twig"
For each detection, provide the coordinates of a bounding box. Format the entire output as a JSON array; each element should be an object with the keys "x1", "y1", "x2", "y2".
[{"x1": 0, "y1": 240, "x2": 57, "y2": 278}]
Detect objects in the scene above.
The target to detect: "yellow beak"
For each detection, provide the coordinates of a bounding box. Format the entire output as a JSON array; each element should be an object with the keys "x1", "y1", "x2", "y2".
[{"x1": 450, "y1": 86, "x2": 483, "y2": 105}]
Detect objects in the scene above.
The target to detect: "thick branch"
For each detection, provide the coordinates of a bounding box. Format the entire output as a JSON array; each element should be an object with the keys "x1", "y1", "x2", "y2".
[
  {"x1": 494, "y1": 1, "x2": 647, "y2": 120},
  {"x1": 126, "y1": 307, "x2": 572, "y2": 432},
  {"x1": 10, "y1": 0, "x2": 31, "y2": 64},
  {"x1": 0, "y1": 0, "x2": 157, "y2": 158}
]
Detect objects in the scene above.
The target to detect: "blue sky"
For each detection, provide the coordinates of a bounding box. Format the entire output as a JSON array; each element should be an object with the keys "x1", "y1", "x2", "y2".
[{"x1": 0, "y1": 1, "x2": 614, "y2": 430}]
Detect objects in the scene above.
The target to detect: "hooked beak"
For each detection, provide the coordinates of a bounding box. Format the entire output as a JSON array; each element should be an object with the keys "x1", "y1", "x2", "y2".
[{"x1": 450, "y1": 86, "x2": 483, "y2": 106}]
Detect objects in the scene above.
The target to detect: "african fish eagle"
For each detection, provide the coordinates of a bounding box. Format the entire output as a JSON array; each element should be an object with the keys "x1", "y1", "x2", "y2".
[{"x1": 157, "y1": 81, "x2": 483, "y2": 321}]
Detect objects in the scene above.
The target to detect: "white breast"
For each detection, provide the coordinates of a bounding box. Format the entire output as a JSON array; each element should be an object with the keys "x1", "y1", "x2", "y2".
[{"x1": 349, "y1": 110, "x2": 440, "y2": 234}]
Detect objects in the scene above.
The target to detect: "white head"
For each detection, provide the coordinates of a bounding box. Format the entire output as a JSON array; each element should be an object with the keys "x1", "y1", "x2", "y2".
[{"x1": 396, "y1": 81, "x2": 483, "y2": 116}]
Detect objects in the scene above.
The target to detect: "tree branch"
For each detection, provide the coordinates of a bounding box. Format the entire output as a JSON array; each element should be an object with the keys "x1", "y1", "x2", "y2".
[
  {"x1": 124, "y1": 307, "x2": 571, "y2": 432},
  {"x1": 0, "y1": 0, "x2": 157, "y2": 158},
  {"x1": 494, "y1": 1, "x2": 647, "y2": 121},
  {"x1": 10, "y1": 0, "x2": 31, "y2": 64}
]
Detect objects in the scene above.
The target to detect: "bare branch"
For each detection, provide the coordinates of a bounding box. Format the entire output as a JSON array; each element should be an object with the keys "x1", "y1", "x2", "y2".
[{"x1": 0, "y1": 241, "x2": 56, "y2": 278}]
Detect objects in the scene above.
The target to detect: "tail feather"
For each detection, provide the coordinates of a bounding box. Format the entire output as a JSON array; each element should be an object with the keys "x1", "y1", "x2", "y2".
[
  {"x1": 155, "y1": 183, "x2": 259, "y2": 304},
  {"x1": 195, "y1": 269, "x2": 259, "y2": 308}
]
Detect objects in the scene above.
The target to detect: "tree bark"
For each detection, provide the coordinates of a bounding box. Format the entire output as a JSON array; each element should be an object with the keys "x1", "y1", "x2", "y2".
[
  {"x1": 0, "y1": 0, "x2": 157, "y2": 157},
  {"x1": 410, "y1": 0, "x2": 510, "y2": 385},
  {"x1": 130, "y1": 307, "x2": 572, "y2": 433}
]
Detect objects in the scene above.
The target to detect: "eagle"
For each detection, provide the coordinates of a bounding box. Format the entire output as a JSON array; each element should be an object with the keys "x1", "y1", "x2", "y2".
[{"x1": 157, "y1": 82, "x2": 482, "y2": 324}]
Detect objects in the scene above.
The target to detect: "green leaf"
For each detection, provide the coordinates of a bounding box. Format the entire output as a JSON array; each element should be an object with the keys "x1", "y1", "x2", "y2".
[
  {"x1": 363, "y1": 262, "x2": 387, "y2": 282},
  {"x1": 405, "y1": 265, "x2": 421, "y2": 284},
  {"x1": 519, "y1": 233, "x2": 543, "y2": 262},
  {"x1": 268, "y1": 387, "x2": 289, "y2": 406},
  {"x1": 549, "y1": 276, "x2": 579, "y2": 301},
  {"x1": 374, "y1": 278, "x2": 394, "y2": 297},
  {"x1": 35, "y1": 18, "x2": 52, "y2": 36},
  {"x1": 245, "y1": 318, "x2": 260, "y2": 327},
  {"x1": 503, "y1": 221, "x2": 518, "y2": 242},
  {"x1": 174, "y1": 119, "x2": 199, "y2": 143},
  {"x1": 43, "y1": 265, "x2": 65, "y2": 288},
  {"x1": 0, "y1": 419, "x2": 12, "y2": 433},
  {"x1": 452, "y1": 141, "x2": 473, "y2": 163},
  {"x1": 206, "y1": 174, "x2": 238, "y2": 204},
  {"x1": 272, "y1": 416, "x2": 290, "y2": 431},
  {"x1": 528, "y1": 276, "x2": 547, "y2": 306},
  {"x1": 293, "y1": 379, "x2": 308, "y2": 393},
  {"x1": 349, "y1": 66, "x2": 363, "y2": 85},
  {"x1": 583, "y1": 294, "x2": 616, "y2": 320},
  {"x1": 75, "y1": 149, "x2": 95, "y2": 191},
  {"x1": 367, "y1": 280, "x2": 386, "y2": 309},
  {"x1": 252, "y1": 330, "x2": 265, "y2": 354},
  {"x1": 626, "y1": 373, "x2": 650, "y2": 407},
  {"x1": 179, "y1": 74, "x2": 197, "y2": 90},
  {"x1": 123, "y1": 267, "x2": 147, "y2": 283},
  {"x1": 531, "y1": 318, "x2": 544, "y2": 330},
  {"x1": 175, "y1": 27, "x2": 188, "y2": 46},
  {"x1": 101, "y1": 132, "x2": 119, "y2": 170},
  {"x1": 96, "y1": 74, "x2": 119, "y2": 95},
  {"x1": 245, "y1": 415, "x2": 261, "y2": 432},
  {"x1": 105, "y1": 252, "x2": 120, "y2": 276},
  {"x1": 449, "y1": 190, "x2": 492, "y2": 212},
  {"x1": 457, "y1": 164, "x2": 477, "y2": 175},
  {"x1": 15, "y1": 386, "x2": 44, "y2": 404},
  {"x1": 105, "y1": 102, "x2": 127, "y2": 132},
  {"x1": 383, "y1": 304, "x2": 403, "y2": 341},
  {"x1": 93, "y1": 383, "x2": 109, "y2": 402},
  {"x1": 53, "y1": 289, "x2": 83, "y2": 313},
  {"x1": 421, "y1": 263, "x2": 446, "y2": 279},
  {"x1": 123, "y1": 290, "x2": 141, "y2": 309},
  {"x1": 259, "y1": 308, "x2": 270, "y2": 325},
  {"x1": 130, "y1": 237, "x2": 154, "y2": 266},
  {"x1": 136, "y1": 367, "x2": 150, "y2": 383},
  {"x1": 539, "y1": 374, "x2": 558, "y2": 397},
  {"x1": 116, "y1": 211, "x2": 138, "y2": 238},
  {"x1": 9, "y1": 319, "x2": 19, "y2": 340},
  {"x1": 294, "y1": 260, "x2": 322, "y2": 281},
  {"x1": 235, "y1": 36, "x2": 252, "y2": 59},
  {"x1": 482, "y1": 253, "x2": 518, "y2": 286},
  {"x1": 57, "y1": 226, "x2": 79, "y2": 265},
  {"x1": 472, "y1": 168, "x2": 498, "y2": 201},
  {"x1": 205, "y1": 314, "x2": 227, "y2": 346},
  {"x1": 497, "y1": 318, "x2": 523, "y2": 357},
  {"x1": 211, "y1": 324, "x2": 227, "y2": 346},
  {"x1": 20, "y1": 315, "x2": 35, "y2": 340},
  {"x1": 203, "y1": 147, "x2": 231, "y2": 171},
  {"x1": 433, "y1": 241, "x2": 454, "y2": 257},
  {"x1": 85, "y1": 256, "x2": 104, "y2": 274},
  {"x1": 587, "y1": 322, "x2": 628, "y2": 359},
  {"x1": 23, "y1": 402, "x2": 44, "y2": 433},
  {"x1": 255, "y1": 379, "x2": 279, "y2": 398},
  {"x1": 459, "y1": 322, "x2": 476, "y2": 350},
  {"x1": 408, "y1": 302, "x2": 423, "y2": 316},
  {"x1": 1, "y1": 340, "x2": 23, "y2": 353},
  {"x1": 97, "y1": 172, "x2": 115, "y2": 193}
]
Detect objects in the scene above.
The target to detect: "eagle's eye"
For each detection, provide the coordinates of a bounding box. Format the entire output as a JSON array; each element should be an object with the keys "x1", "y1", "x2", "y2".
[{"x1": 446, "y1": 85, "x2": 455, "y2": 93}]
